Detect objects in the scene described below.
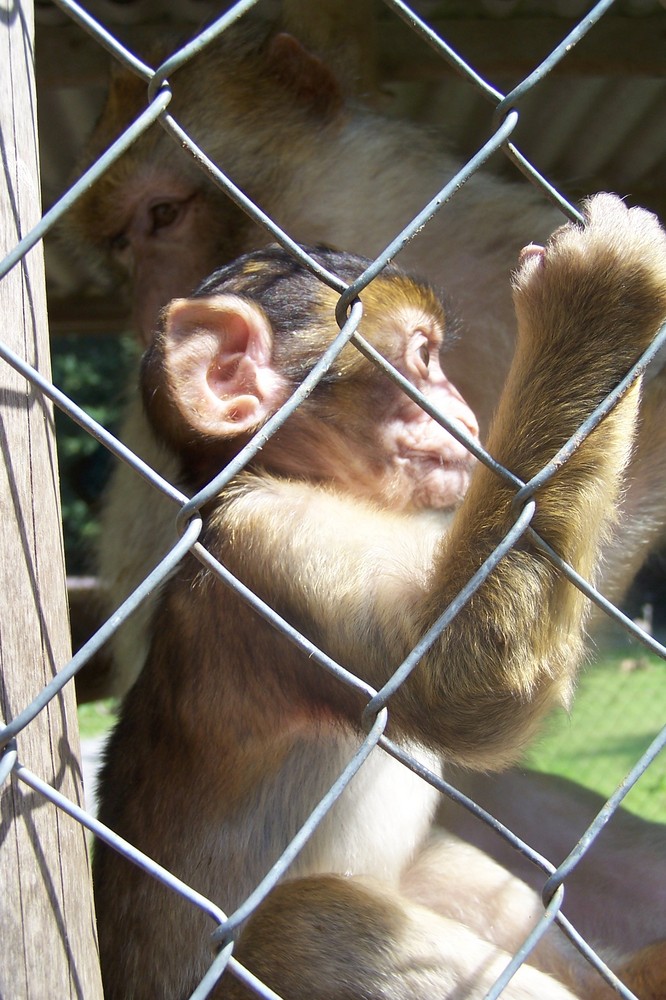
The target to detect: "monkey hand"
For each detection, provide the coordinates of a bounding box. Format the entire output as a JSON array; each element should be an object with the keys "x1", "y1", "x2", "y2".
[{"x1": 512, "y1": 192, "x2": 666, "y2": 363}]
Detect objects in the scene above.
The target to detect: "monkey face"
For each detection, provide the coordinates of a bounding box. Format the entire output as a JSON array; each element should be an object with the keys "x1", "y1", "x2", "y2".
[
  {"x1": 375, "y1": 316, "x2": 479, "y2": 511},
  {"x1": 141, "y1": 248, "x2": 481, "y2": 515}
]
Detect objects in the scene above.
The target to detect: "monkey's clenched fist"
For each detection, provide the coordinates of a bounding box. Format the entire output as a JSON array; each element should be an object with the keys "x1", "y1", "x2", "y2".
[{"x1": 514, "y1": 194, "x2": 666, "y2": 352}]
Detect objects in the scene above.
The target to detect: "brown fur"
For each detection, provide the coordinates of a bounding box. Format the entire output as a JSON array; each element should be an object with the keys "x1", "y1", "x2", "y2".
[
  {"x1": 94, "y1": 205, "x2": 666, "y2": 999},
  {"x1": 64, "y1": 24, "x2": 666, "y2": 995}
]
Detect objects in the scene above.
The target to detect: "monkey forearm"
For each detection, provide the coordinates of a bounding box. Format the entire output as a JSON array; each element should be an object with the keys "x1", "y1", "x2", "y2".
[{"x1": 414, "y1": 199, "x2": 666, "y2": 762}]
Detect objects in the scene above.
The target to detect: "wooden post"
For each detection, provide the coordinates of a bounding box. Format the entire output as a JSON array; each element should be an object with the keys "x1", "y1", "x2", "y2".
[{"x1": 0, "y1": 3, "x2": 103, "y2": 997}]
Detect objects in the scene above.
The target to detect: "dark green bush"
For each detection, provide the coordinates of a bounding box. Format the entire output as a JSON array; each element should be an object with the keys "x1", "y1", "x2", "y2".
[{"x1": 51, "y1": 334, "x2": 137, "y2": 574}]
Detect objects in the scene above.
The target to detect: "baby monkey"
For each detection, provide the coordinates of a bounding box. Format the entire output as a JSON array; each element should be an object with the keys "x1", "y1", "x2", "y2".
[{"x1": 94, "y1": 195, "x2": 666, "y2": 999}]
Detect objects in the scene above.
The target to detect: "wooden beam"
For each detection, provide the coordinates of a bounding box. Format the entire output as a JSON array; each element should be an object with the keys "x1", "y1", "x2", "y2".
[
  {"x1": 379, "y1": 15, "x2": 666, "y2": 80},
  {"x1": 48, "y1": 295, "x2": 131, "y2": 336},
  {"x1": 36, "y1": 14, "x2": 666, "y2": 89}
]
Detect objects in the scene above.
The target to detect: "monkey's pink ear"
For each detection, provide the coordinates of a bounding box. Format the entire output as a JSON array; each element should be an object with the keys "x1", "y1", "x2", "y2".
[{"x1": 158, "y1": 294, "x2": 285, "y2": 439}]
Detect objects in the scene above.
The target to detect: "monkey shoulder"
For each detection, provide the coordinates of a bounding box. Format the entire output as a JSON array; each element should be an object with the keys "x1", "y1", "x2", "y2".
[{"x1": 209, "y1": 475, "x2": 448, "y2": 592}]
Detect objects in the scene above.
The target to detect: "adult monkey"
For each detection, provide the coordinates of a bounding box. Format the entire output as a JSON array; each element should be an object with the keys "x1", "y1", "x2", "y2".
[
  {"x1": 92, "y1": 206, "x2": 666, "y2": 999},
  {"x1": 67, "y1": 14, "x2": 666, "y2": 977}
]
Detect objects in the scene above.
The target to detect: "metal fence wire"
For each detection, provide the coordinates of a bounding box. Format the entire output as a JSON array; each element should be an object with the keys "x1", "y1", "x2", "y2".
[{"x1": 1, "y1": 0, "x2": 666, "y2": 998}]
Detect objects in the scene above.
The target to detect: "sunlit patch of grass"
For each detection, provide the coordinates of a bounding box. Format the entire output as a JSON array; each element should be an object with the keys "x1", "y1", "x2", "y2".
[{"x1": 526, "y1": 648, "x2": 666, "y2": 822}]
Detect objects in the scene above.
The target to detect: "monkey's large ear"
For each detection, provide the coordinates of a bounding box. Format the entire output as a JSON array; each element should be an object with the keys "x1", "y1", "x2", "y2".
[
  {"x1": 266, "y1": 33, "x2": 343, "y2": 119},
  {"x1": 143, "y1": 295, "x2": 285, "y2": 446}
]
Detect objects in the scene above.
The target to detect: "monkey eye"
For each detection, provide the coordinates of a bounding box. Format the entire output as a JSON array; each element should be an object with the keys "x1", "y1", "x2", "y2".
[
  {"x1": 418, "y1": 343, "x2": 430, "y2": 369},
  {"x1": 149, "y1": 201, "x2": 182, "y2": 234},
  {"x1": 109, "y1": 231, "x2": 130, "y2": 253},
  {"x1": 408, "y1": 331, "x2": 436, "y2": 381}
]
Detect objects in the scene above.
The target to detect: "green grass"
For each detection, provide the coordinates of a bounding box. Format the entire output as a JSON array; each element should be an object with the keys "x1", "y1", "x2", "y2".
[
  {"x1": 526, "y1": 644, "x2": 666, "y2": 823},
  {"x1": 77, "y1": 699, "x2": 118, "y2": 741}
]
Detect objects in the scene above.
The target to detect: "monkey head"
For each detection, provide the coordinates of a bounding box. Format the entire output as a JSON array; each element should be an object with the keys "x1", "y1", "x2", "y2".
[
  {"x1": 67, "y1": 29, "x2": 346, "y2": 343},
  {"x1": 141, "y1": 246, "x2": 479, "y2": 512}
]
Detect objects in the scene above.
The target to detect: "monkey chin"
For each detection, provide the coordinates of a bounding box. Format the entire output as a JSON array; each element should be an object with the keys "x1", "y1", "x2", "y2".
[
  {"x1": 416, "y1": 462, "x2": 473, "y2": 511},
  {"x1": 388, "y1": 455, "x2": 474, "y2": 512}
]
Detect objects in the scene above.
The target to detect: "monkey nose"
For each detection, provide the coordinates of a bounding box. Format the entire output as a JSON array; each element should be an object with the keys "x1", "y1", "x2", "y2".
[{"x1": 445, "y1": 397, "x2": 479, "y2": 444}]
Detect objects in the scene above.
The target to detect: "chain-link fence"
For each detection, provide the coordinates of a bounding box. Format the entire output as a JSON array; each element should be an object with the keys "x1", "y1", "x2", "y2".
[{"x1": 1, "y1": 1, "x2": 666, "y2": 998}]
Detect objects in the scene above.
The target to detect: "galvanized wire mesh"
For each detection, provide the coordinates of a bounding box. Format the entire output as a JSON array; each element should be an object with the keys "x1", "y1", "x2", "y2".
[{"x1": 1, "y1": 1, "x2": 665, "y2": 998}]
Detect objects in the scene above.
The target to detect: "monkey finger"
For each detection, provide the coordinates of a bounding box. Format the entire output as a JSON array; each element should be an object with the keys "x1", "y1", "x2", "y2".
[{"x1": 518, "y1": 243, "x2": 545, "y2": 264}]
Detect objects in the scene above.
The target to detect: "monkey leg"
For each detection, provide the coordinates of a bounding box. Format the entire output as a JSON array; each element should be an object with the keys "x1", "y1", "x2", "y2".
[
  {"x1": 436, "y1": 768, "x2": 666, "y2": 958},
  {"x1": 400, "y1": 832, "x2": 635, "y2": 1000},
  {"x1": 222, "y1": 874, "x2": 588, "y2": 1000},
  {"x1": 613, "y1": 940, "x2": 666, "y2": 1000}
]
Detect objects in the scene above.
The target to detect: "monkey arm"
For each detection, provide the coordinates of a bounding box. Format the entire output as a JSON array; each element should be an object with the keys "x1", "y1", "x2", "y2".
[{"x1": 418, "y1": 198, "x2": 665, "y2": 764}]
